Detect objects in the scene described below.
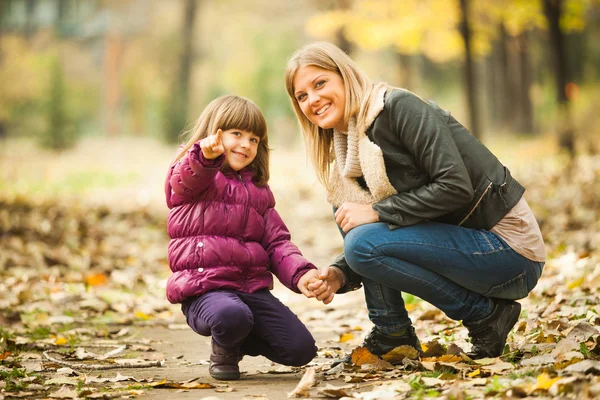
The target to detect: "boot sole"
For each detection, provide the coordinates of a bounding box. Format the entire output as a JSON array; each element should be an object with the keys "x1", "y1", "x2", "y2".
[{"x1": 210, "y1": 371, "x2": 241, "y2": 381}]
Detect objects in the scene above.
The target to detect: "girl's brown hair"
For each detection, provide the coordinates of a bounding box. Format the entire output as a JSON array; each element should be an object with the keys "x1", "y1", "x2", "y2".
[
  {"x1": 174, "y1": 95, "x2": 270, "y2": 186},
  {"x1": 284, "y1": 42, "x2": 374, "y2": 189}
]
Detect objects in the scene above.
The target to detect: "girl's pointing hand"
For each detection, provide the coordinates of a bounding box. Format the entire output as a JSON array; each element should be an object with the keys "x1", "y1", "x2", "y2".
[{"x1": 200, "y1": 129, "x2": 225, "y2": 159}]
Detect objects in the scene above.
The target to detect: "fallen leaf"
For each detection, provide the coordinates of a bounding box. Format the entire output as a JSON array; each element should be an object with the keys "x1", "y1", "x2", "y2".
[
  {"x1": 287, "y1": 367, "x2": 316, "y2": 398},
  {"x1": 381, "y1": 345, "x2": 419, "y2": 363},
  {"x1": 339, "y1": 333, "x2": 354, "y2": 343},
  {"x1": 86, "y1": 273, "x2": 108, "y2": 286},
  {"x1": 531, "y1": 372, "x2": 561, "y2": 391}
]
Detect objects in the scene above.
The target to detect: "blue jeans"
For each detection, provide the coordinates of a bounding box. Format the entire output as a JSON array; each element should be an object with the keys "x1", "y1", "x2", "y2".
[{"x1": 343, "y1": 222, "x2": 544, "y2": 334}]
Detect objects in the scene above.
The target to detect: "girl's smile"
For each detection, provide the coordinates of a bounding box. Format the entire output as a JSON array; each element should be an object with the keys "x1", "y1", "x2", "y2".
[{"x1": 293, "y1": 65, "x2": 347, "y2": 132}]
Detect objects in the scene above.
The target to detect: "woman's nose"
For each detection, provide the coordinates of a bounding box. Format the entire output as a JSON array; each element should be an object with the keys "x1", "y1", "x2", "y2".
[{"x1": 308, "y1": 91, "x2": 320, "y2": 106}]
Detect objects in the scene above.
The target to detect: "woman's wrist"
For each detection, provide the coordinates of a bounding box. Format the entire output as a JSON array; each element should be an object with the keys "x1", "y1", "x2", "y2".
[{"x1": 330, "y1": 266, "x2": 346, "y2": 290}]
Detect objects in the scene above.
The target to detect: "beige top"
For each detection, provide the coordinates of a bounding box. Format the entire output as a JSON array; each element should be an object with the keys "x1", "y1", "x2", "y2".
[{"x1": 490, "y1": 197, "x2": 546, "y2": 262}]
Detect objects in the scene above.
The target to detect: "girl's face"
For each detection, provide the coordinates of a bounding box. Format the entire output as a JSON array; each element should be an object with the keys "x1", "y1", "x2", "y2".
[
  {"x1": 221, "y1": 128, "x2": 260, "y2": 171},
  {"x1": 292, "y1": 65, "x2": 347, "y2": 132}
]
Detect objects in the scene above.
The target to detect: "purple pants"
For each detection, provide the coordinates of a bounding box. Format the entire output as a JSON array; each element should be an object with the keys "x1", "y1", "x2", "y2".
[{"x1": 181, "y1": 290, "x2": 317, "y2": 366}]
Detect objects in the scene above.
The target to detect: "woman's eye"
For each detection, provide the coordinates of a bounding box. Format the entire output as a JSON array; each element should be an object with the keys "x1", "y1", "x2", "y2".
[
  {"x1": 297, "y1": 93, "x2": 306, "y2": 102},
  {"x1": 315, "y1": 80, "x2": 325, "y2": 88}
]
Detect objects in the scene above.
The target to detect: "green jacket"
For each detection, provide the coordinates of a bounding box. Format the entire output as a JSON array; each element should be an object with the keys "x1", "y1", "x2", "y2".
[{"x1": 333, "y1": 88, "x2": 525, "y2": 293}]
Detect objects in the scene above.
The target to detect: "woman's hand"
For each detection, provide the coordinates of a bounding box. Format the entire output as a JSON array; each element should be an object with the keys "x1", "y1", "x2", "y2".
[
  {"x1": 308, "y1": 266, "x2": 344, "y2": 304},
  {"x1": 199, "y1": 129, "x2": 225, "y2": 159},
  {"x1": 335, "y1": 202, "x2": 379, "y2": 233}
]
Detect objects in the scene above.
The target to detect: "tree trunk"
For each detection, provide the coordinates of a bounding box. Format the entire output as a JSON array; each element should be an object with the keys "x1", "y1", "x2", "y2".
[
  {"x1": 103, "y1": 33, "x2": 123, "y2": 137},
  {"x1": 24, "y1": 0, "x2": 35, "y2": 40},
  {"x1": 165, "y1": 0, "x2": 197, "y2": 143},
  {"x1": 396, "y1": 53, "x2": 414, "y2": 89},
  {"x1": 458, "y1": 0, "x2": 481, "y2": 138},
  {"x1": 516, "y1": 32, "x2": 534, "y2": 134},
  {"x1": 334, "y1": 0, "x2": 353, "y2": 55},
  {"x1": 543, "y1": 0, "x2": 575, "y2": 157}
]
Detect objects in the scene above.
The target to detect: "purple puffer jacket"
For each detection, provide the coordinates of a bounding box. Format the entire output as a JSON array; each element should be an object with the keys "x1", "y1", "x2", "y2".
[{"x1": 164, "y1": 143, "x2": 316, "y2": 304}]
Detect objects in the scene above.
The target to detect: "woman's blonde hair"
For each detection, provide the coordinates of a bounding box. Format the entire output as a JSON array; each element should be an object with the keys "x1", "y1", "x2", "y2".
[
  {"x1": 174, "y1": 95, "x2": 270, "y2": 186},
  {"x1": 284, "y1": 42, "x2": 374, "y2": 188}
]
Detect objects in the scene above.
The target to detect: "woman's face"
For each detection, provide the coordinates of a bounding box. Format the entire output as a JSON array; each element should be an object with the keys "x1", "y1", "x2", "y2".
[{"x1": 292, "y1": 65, "x2": 347, "y2": 132}]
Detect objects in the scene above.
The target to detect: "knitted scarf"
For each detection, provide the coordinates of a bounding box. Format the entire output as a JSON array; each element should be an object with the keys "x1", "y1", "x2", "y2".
[{"x1": 326, "y1": 83, "x2": 398, "y2": 207}]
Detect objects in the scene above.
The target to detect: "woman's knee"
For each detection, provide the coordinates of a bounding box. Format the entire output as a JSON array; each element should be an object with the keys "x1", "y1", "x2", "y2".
[{"x1": 344, "y1": 226, "x2": 377, "y2": 273}]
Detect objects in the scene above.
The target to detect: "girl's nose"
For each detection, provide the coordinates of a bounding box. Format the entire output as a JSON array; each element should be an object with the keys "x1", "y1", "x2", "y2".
[{"x1": 308, "y1": 91, "x2": 320, "y2": 106}]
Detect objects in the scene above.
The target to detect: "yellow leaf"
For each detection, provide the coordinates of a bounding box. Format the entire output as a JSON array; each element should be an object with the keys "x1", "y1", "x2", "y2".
[
  {"x1": 567, "y1": 277, "x2": 584, "y2": 289},
  {"x1": 55, "y1": 337, "x2": 67, "y2": 345},
  {"x1": 381, "y1": 345, "x2": 419, "y2": 363},
  {"x1": 405, "y1": 303, "x2": 418, "y2": 312},
  {"x1": 86, "y1": 273, "x2": 108, "y2": 286},
  {"x1": 135, "y1": 311, "x2": 151, "y2": 320},
  {"x1": 467, "y1": 369, "x2": 481, "y2": 378},
  {"x1": 532, "y1": 373, "x2": 560, "y2": 391},
  {"x1": 339, "y1": 333, "x2": 354, "y2": 343}
]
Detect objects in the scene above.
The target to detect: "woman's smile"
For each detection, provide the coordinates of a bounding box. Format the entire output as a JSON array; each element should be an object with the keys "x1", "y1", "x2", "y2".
[{"x1": 293, "y1": 65, "x2": 347, "y2": 132}]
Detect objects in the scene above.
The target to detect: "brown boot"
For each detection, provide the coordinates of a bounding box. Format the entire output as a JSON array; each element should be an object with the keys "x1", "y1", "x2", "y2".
[{"x1": 209, "y1": 339, "x2": 241, "y2": 380}]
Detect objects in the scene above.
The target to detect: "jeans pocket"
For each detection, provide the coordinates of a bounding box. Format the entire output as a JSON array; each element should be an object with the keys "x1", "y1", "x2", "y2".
[{"x1": 484, "y1": 271, "x2": 528, "y2": 300}]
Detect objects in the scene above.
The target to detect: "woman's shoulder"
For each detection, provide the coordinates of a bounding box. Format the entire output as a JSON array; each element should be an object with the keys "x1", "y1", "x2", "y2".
[{"x1": 385, "y1": 87, "x2": 428, "y2": 108}]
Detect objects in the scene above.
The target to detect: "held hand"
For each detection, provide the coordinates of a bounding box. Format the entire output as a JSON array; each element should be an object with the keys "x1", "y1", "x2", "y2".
[
  {"x1": 335, "y1": 202, "x2": 379, "y2": 233},
  {"x1": 297, "y1": 269, "x2": 322, "y2": 299},
  {"x1": 200, "y1": 129, "x2": 225, "y2": 159},
  {"x1": 308, "y1": 266, "x2": 343, "y2": 305}
]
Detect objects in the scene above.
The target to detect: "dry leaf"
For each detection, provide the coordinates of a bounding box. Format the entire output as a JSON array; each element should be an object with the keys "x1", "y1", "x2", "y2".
[
  {"x1": 287, "y1": 367, "x2": 316, "y2": 398},
  {"x1": 381, "y1": 345, "x2": 420, "y2": 363},
  {"x1": 339, "y1": 333, "x2": 354, "y2": 343},
  {"x1": 531, "y1": 372, "x2": 561, "y2": 391},
  {"x1": 85, "y1": 273, "x2": 108, "y2": 286}
]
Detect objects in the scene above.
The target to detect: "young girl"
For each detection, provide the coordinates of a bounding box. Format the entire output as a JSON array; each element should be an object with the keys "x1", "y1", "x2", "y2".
[
  {"x1": 286, "y1": 42, "x2": 545, "y2": 362},
  {"x1": 165, "y1": 95, "x2": 326, "y2": 380}
]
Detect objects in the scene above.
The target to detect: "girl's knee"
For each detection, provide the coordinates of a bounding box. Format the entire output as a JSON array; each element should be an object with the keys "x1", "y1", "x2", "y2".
[
  {"x1": 281, "y1": 337, "x2": 317, "y2": 366},
  {"x1": 212, "y1": 306, "x2": 254, "y2": 337}
]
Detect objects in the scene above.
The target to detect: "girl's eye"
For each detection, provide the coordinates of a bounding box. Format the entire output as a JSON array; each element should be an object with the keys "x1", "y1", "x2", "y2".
[
  {"x1": 250, "y1": 138, "x2": 259, "y2": 144},
  {"x1": 232, "y1": 131, "x2": 241, "y2": 136},
  {"x1": 297, "y1": 93, "x2": 307, "y2": 102},
  {"x1": 315, "y1": 80, "x2": 325, "y2": 88}
]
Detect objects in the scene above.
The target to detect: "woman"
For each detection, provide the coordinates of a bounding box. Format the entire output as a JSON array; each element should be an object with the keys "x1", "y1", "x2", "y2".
[{"x1": 285, "y1": 42, "x2": 545, "y2": 360}]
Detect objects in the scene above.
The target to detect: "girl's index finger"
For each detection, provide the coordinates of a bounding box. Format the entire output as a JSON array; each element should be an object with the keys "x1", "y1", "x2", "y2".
[{"x1": 215, "y1": 129, "x2": 223, "y2": 145}]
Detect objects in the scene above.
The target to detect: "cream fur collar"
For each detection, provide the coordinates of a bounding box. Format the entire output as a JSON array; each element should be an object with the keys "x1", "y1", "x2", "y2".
[{"x1": 327, "y1": 83, "x2": 398, "y2": 207}]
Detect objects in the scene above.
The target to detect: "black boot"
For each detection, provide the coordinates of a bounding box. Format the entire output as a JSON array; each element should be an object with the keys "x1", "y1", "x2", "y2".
[
  {"x1": 209, "y1": 339, "x2": 241, "y2": 380},
  {"x1": 464, "y1": 299, "x2": 521, "y2": 359},
  {"x1": 332, "y1": 326, "x2": 422, "y2": 367}
]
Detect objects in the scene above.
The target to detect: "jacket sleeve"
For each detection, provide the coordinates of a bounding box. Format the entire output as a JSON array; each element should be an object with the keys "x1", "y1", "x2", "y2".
[
  {"x1": 165, "y1": 142, "x2": 224, "y2": 208},
  {"x1": 260, "y1": 198, "x2": 316, "y2": 293},
  {"x1": 372, "y1": 92, "x2": 474, "y2": 227}
]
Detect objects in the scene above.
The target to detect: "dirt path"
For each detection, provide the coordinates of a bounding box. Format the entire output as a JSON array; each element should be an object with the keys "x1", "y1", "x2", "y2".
[{"x1": 123, "y1": 290, "x2": 368, "y2": 399}]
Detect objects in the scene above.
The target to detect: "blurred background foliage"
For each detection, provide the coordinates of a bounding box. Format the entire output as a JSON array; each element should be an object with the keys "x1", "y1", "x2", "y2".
[{"x1": 0, "y1": 0, "x2": 598, "y2": 152}]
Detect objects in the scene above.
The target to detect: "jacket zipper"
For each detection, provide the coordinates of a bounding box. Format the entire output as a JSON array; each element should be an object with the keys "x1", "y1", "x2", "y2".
[
  {"x1": 238, "y1": 172, "x2": 251, "y2": 289},
  {"x1": 458, "y1": 181, "x2": 493, "y2": 226}
]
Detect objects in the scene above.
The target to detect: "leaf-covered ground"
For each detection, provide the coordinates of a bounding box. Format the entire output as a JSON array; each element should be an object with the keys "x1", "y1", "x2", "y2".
[{"x1": 1, "y1": 138, "x2": 599, "y2": 399}]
